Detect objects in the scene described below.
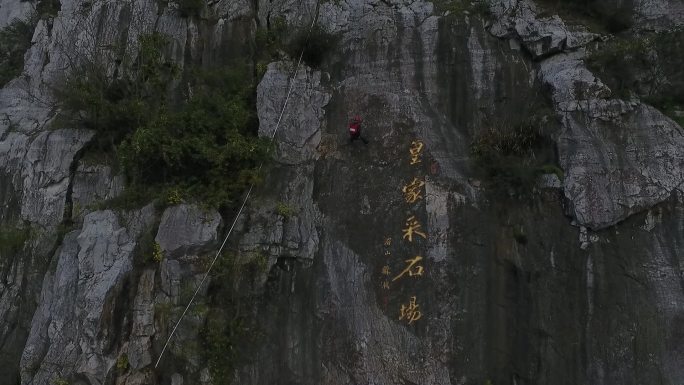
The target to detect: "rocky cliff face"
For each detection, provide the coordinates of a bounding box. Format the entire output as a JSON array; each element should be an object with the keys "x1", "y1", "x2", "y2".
[{"x1": 0, "y1": 0, "x2": 683, "y2": 384}]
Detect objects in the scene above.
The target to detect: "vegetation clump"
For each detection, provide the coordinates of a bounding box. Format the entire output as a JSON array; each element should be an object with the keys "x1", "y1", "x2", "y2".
[
  {"x1": 116, "y1": 354, "x2": 129, "y2": 370},
  {"x1": 55, "y1": 32, "x2": 271, "y2": 210},
  {"x1": 471, "y1": 112, "x2": 560, "y2": 200},
  {"x1": 0, "y1": 16, "x2": 36, "y2": 87},
  {"x1": 285, "y1": 25, "x2": 339, "y2": 68},
  {"x1": 275, "y1": 202, "x2": 295, "y2": 218},
  {"x1": 0, "y1": 226, "x2": 32, "y2": 257},
  {"x1": 586, "y1": 29, "x2": 684, "y2": 127}
]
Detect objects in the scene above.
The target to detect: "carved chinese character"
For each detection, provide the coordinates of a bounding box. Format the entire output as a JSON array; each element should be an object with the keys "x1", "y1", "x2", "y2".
[
  {"x1": 384, "y1": 237, "x2": 392, "y2": 246},
  {"x1": 402, "y1": 216, "x2": 427, "y2": 242},
  {"x1": 392, "y1": 255, "x2": 424, "y2": 282},
  {"x1": 399, "y1": 296, "x2": 422, "y2": 324},
  {"x1": 381, "y1": 265, "x2": 391, "y2": 276},
  {"x1": 401, "y1": 177, "x2": 425, "y2": 204},
  {"x1": 409, "y1": 140, "x2": 424, "y2": 165},
  {"x1": 384, "y1": 250, "x2": 391, "y2": 256},
  {"x1": 381, "y1": 280, "x2": 390, "y2": 290}
]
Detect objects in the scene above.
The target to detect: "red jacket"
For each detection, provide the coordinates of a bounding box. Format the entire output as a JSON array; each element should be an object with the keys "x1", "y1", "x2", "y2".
[{"x1": 349, "y1": 122, "x2": 361, "y2": 137}]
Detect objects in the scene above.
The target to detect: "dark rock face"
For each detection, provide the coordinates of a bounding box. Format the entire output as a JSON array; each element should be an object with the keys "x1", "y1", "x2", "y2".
[{"x1": 0, "y1": 0, "x2": 683, "y2": 384}]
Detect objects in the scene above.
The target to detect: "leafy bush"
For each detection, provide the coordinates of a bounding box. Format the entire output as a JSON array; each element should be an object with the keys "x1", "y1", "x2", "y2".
[
  {"x1": 0, "y1": 16, "x2": 36, "y2": 87},
  {"x1": 177, "y1": 0, "x2": 204, "y2": 17},
  {"x1": 54, "y1": 32, "x2": 177, "y2": 147},
  {"x1": 286, "y1": 25, "x2": 338, "y2": 68},
  {"x1": 534, "y1": 0, "x2": 632, "y2": 33},
  {"x1": 116, "y1": 354, "x2": 129, "y2": 370},
  {"x1": 55, "y1": 33, "x2": 271, "y2": 209},
  {"x1": 587, "y1": 29, "x2": 684, "y2": 126},
  {"x1": 0, "y1": 226, "x2": 31, "y2": 256},
  {"x1": 152, "y1": 242, "x2": 163, "y2": 263},
  {"x1": 117, "y1": 66, "x2": 272, "y2": 209},
  {"x1": 471, "y1": 113, "x2": 560, "y2": 200},
  {"x1": 275, "y1": 202, "x2": 295, "y2": 218}
]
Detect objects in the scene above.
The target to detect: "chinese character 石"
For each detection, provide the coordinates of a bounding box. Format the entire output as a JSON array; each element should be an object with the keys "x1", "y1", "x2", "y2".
[
  {"x1": 392, "y1": 255, "x2": 424, "y2": 282},
  {"x1": 384, "y1": 237, "x2": 392, "y2": 246},
  {"x1": 381, "y1": 265, "x2": 391, "y2": 276},
  {"x1": 402, "y1": 177, "x2": 425, "y2": 204},
  {"x1": 402, "y1": 216, "x2": 427, "y2": 242},
  {"x1": 381, "y1": 280, "x2": 390, "y2": 290},
  {"x1": 399, "y1": 296, "x2": 422, "y2": 324},
  {"x1": 409, "y1": 140, "x2": 424, "y2": 165}
]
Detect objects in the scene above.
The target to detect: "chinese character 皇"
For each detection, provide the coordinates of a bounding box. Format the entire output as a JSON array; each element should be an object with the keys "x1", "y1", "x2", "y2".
[
  {"x1": 409, "y1": 140, "x2": 424, "y2": 165},
  {"x1": 381, "y1": 265, "x2": 391, "y2": 276},
  {"x1": 402, "y1": 216, "x2": 427, "y2": 242},
  {"x1": 399, "y1": 296, "x2": 422, "y2": 324},
  {"x1": 392, "y1": 255, "x2": 424, "y2": 282},
  {"x1": 384, "y1": 237, "x2": 392, "y2": 246},
  {"x1": 402, "y1": 177, "x2": 425, "y2": 204},
  {"x1": 381, "y1": 280, "x2": 390, "y2": 290}
]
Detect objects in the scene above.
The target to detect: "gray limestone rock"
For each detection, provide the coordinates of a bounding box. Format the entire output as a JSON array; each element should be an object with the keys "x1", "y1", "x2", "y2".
[
  {"x1": 155, "y1": 204, "x2": 222, "y2": 260},
  {"x1": 20, "y1": 207, "x2": 154, "y2": 385},
  {"x1": 71, "y1": 162, "x2": 124, "y2": 218},
  {"x1": 0, "y1": 129, "x2": 94, "y2": 228},
  {"x1": 489, "y1": 0, "x2": 599, "y2": 59},
  {"x1": 257, "y1": 62, "x2": 331, "y2": 165}
]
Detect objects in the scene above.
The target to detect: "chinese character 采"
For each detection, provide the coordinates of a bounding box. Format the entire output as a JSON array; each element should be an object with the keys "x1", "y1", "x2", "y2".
[
  {"x1": 401, "y1": 177, "x2": 425, "y2": 204},
  {"x1": 409, "y1": 140, "x2": 424, "y2": 165},
  {"x1": 402, "y1": 216, "x2": 427, "y2": 242},
  {"x1": 392, "y1": 255, "x2": 424, "y2": 282},
  {"x1": 399, "y1": 296, "x2": 422, "y2": 324}
]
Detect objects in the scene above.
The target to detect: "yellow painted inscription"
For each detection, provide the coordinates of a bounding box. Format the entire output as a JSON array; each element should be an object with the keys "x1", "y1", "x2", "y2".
[
  {"x1": 399, "y1": 296, "x2": 422, "y2": 324},
  {"x1": 392, "y1": 255, "x2": 424, "y2": 282},
  {"x1": 409, "y1": 140, "x2": 425, "y2": 165},
  {"x1": 401, "y1": 177, "x2": 425, "y2": 204},
  {"x1": 402, "y1": 216, "x2": 427, "y2": 242}
]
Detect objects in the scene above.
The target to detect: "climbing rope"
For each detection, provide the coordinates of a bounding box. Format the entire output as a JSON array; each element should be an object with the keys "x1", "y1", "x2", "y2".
[{"x1": 154, "y1": 12, "x2": 318, "y2": 368}]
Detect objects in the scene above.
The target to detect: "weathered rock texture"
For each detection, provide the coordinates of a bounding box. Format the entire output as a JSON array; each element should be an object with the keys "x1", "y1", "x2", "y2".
[{"x1": 0, "y1": 0, "x2": 683, "y2": 384}]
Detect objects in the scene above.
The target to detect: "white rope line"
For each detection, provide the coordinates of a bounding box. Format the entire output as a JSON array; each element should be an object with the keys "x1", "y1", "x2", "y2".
[{"x1": 154, "y1": 15, "x2": 316, "y2": 368}]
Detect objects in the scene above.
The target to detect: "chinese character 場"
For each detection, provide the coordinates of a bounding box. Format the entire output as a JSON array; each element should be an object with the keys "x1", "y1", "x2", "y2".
[{"x1": 399, "y1": 296, "x2": 422, "y2": 324}]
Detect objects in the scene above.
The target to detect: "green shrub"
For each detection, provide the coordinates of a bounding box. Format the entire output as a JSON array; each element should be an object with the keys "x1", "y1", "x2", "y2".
[
  {"x1": 471, "y1": 113, "x2": 559, "y2": 200},
  {"x1": 538, "y1": 164, "x2": 564, "y2": 180},
  {"x1": 177, "y1": 0, "x2": 204, "y2": 17},
  {"x1": 512, "y1": 227, "x2": 527, "y2": 245},
  {"x1": 37, "y1": 0, "x2": 61, "y2": 19},
  {"x1": 54, "y1": 32, "x2": 177, "y2": 147},
  {"x1": 152, "y1": 242, "x2": 163, "y2": 263},
  {"x1": 165, "y1": 188, "x2": 183, "y2": 206},
  {"x1": 117, "y1": 66, "x2": 272, "y2": 209},
  {"x1": 275, "y1": 202, "x2": 295, "y2": 218},
  {"x1": 116, "y1": 354, "x2": 129, "y2": 370},
  {"x1": 286, "y1": 25, "x2": 338, "y2": 68},
  {"x1": 0, "y1": 226, "x2": 31, "y2": 256},
  {"x1": 54, "y1": 379, "x2": 69, "y2": 385},
  {"x1": 0, "y1": 16, "x2": 36, "y2": 87},
  {"x1": 56, "y1": 33, "x2": 272, "y2": 210}
]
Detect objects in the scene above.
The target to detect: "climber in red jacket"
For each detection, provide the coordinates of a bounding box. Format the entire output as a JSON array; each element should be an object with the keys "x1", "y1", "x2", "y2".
[{"x1": 348, "y1": 115, "x2": 368, "y2": 144}]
